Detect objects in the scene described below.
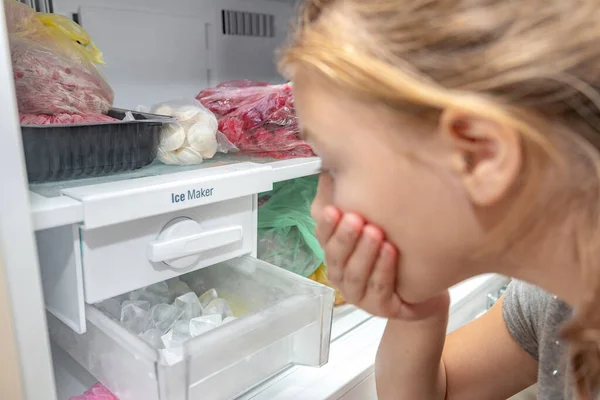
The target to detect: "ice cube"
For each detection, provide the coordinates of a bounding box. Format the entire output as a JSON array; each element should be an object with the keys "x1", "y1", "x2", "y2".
[
  {"x1": 198, "y1": 289, "x2": 218, "y2": 309},
  {"x1": 196, "y1": 313, "x2": 222, "y2": 325},
  {"x1": 120, "y1": 303, "x2": 150, "y2": 334},
  {"x1": 180, "y1": 273, "x2": 206, "y2": 294},
  {"x1": 203, "y1": 298, "x2": 233, "y2": 319},
  {"x1": 161, "y1": 329, "x2": 174, "y2": 348},
  {"x1": 139, "y1": 329, "x2": 164, "y2": 349},
  {"x1": 160, "y1": 325, "x2": 190, "y2": 349},
  {"x1": 174, "y1": 292, "x2": 203, "y2": 320},
  {"x1": 167, "y1": 279, "x2": 193, "y2": 301},
  {"x1": 129, "y1": 282, "x2": 170, "y2": 305},
  {"x1": 170, "y1": 320, "x2": 192, "y2": 343},
  {"x1": 121, "y1": 300, "x2": 151, "y2": 312},
  {"x1": 160, "y1": 347, "x2": 184, "y2": 366},
  {"x1": 149, "y1": 304, "x2": 183, "y2": 333},
  {"x1": 147, "y1": 281, "x2": 170, "y2": 296},
  {"x1": 222, "y1": 316, "x2": 237, "y2": 324},
  {"x1": 96, "y1": 298, "x2": 122, "y2": 320},
  {"x1": 190, "y1": 314, "x2": 221, "y2": 337}
]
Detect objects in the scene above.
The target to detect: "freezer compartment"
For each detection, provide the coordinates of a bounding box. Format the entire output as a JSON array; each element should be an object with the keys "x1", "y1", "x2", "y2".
[{"x1": 48, "y1": 256, "x2": 335, "y2": 400}]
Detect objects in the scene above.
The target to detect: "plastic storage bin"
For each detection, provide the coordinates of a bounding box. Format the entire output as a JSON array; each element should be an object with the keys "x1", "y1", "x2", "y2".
[
  {"x1": 21, "y1": 109, "x2": 170, "y2": 182},
  {"x1": 48, "y1": 256, "x2": 335, "y2": 400}
]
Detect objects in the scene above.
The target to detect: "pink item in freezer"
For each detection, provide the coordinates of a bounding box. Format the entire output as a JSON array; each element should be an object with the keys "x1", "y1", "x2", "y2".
[
  {"x1": 20, "y1": 113, "x2": 118, "y2": 125},
  {"x1": 5, "y1": 0, "x2": 114, "y2": 115},
  {"x1": 69, "y1": 383, "x2": 119, "y2": 400},
  {"x1": 10, "y1": 36, "x2": 115, "y2": 115},
  {"x1": 196, "y1": 80, "x2": 314, "y2": 159}
]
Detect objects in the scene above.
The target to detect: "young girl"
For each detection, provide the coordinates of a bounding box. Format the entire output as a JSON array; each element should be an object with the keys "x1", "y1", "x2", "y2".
[{"x1": 280, "y1": 1, "x2": 600, "y2": 399}]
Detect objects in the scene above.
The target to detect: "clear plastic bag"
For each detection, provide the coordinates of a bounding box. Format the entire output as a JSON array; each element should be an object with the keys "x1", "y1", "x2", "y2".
[
  {"x1": 5, "y1": 0, "x2": 114, "y2": 115},
  {"x1": 196, "y1": 80, "x2": 315, "y2": 159},
  {"x1": 146, "y1": 99, "x2": 237, "y2": 165}
]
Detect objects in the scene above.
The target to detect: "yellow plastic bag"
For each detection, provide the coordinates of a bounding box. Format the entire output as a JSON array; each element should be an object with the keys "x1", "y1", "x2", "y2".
[
  {"x1": 308, "y1": 264, "x2": 345, "y2": 306},
  {"x1": 4, "y1": 0, "x2": 114, "y2": 114},
  {"x1": 36, "y1": 13, "x2": 105, "y2": 65}
]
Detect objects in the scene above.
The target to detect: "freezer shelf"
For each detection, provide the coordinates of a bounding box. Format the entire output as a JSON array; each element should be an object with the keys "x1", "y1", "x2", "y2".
[
  {"x1": 47, "y1": 256, "x2": 335, "y2": 400},
  {"x1": 29, "y1": 155, "x2": 320, "y2": 199},
  {"x1": 30, "y1": 156, "x2": 321, "y2": 231}
]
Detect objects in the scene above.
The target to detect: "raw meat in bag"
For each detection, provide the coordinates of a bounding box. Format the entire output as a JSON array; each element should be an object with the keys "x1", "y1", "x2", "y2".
[
  {"x1": 5, "y1": 0, "x2": 114, "y2": 115},
  {"x1": 196, "y1": 80, "x2": 314, "y2": 159}
]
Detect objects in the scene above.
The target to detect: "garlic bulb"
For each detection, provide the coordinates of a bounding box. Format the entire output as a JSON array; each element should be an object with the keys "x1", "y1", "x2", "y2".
[
  {"x1": 159, "y1": 123, "x2": 186, "y2": 153},
  {"x1": 152, "y1": 104, "x2": 173, "y2": 116},
  {"x1": 173, "y1": 105, "x2": 202, "y2": 122},
  {"x1": 188, "y1": 109, "x2": 218, "y2": 129},
  {"x1": 158, "y1": 146, "x2": 204, "y2": 165},
  {"x1": 187, "y1": 123, "x2": 219, "y2": 159}
]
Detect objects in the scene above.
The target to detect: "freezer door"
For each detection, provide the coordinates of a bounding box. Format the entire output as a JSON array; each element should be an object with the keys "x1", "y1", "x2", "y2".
[{"x1": 0, "y1": 1, "x2": 56, "y2": 398}]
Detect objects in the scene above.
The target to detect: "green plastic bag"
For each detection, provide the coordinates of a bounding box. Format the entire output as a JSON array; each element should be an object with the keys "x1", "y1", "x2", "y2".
[{"x1": 257, "y1": 175, "x2": 324, "y2": 278}]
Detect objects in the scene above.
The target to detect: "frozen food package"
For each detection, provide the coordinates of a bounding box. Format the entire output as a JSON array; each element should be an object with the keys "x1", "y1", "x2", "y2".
[
  {"x1": 5, "y1": 0, "x2": 114, "y2": 115},
  {"x1": 196, "y1": 80, "x2": 315, "y2": 159},
  {"x1": 257, "y1": 176, "x2": 344, "y2": 304},
  {"x1": 69, "y1": 382, "x2": 118, "y2": 400},
  {"x1": 147, "y1": 99, "x2": 236, "y2": 165},
  {"x1": 257, "y1": 176, "x2": 323, "y2": 277}
]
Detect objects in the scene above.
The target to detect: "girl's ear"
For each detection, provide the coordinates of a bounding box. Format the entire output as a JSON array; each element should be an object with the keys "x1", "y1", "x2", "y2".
[{"x1": 440, "y1": 108, "x2": 522, "y2": 206}]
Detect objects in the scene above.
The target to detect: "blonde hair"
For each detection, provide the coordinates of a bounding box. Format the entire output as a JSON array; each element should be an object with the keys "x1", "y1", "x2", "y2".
[{"x1": 280, "y1": 0, "x2": 600, "y2": 397}]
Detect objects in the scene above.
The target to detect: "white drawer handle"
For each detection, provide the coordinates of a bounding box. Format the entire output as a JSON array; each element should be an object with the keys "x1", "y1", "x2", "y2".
[{"x1": 148, "y1": 219, "x2": 243, "y2": 265}]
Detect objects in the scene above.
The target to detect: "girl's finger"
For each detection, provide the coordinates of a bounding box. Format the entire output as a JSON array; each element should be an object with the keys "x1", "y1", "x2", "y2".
[
  {"x1": 325, "y1": 213, "x2": 364, "y2": 283},
  {"x1": 365, "y1": 242, "x2": 400, "y2": 312},
  {"x1": 314, "y1": 206, "x2": 341, "y2": 245},
  {"x1": 342, "y1": 225, "x2": 383, "y2": 303}
]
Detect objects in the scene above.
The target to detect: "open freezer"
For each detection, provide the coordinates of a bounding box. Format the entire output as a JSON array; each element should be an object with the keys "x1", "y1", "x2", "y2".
[{"x1": 0, "y1": 0, "x2": 511, "y2": 399}]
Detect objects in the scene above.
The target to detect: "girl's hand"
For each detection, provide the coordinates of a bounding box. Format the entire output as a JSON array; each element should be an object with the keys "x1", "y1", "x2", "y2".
[{"x1": 312, "y1": 174, "x2": 449, "y2": 320}]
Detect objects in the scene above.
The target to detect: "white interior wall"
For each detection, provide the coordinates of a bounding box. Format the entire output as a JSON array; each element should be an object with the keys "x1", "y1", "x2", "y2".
[{"x1": 51, "y1": 0, "x2": 295, "y2": 109}]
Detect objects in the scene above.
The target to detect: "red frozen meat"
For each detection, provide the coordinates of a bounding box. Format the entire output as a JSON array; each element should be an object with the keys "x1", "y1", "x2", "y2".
[{"x1": 197, "y1": 81, "x2": 314, "y2": 159}]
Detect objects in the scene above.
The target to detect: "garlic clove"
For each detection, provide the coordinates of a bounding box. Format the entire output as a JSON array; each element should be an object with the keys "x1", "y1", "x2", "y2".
[
  {"x1": 188, "y1": 110, "x2": 218, "y2": 130},
  {"x1": 174, "y1": 146, "x2": 204, "y2": 165},
  {"x1": 159, "y1": 123, "x2": 186, "y2": 153},
  {"x1": 187, "y1": 123, "x2": 219, "y2": 159},
  {"x1": 158, "y1": 144, "x2": 204, "y2": 165}
]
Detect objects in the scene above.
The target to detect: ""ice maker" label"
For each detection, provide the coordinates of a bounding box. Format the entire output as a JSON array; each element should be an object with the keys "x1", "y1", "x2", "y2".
[{"x1": 171, "y1": 188, "x2": 215, "y2": 204}]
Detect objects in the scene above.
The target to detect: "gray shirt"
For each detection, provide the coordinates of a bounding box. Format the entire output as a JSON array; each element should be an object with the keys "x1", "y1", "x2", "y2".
[{"x1": 503, "y1": 280, "x2": 573, "y2": 399}]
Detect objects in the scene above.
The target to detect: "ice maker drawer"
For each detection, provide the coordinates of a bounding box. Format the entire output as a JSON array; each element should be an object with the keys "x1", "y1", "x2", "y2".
[
  {"x1": 38, "y1": 195, "x2": 258, "y2": 334},
  {"x1": 83, "y1": 195, "x2": 256, "y2": 303},
  {"x1": 48, "y1": 256, "x2": 335, "y2": 400}
]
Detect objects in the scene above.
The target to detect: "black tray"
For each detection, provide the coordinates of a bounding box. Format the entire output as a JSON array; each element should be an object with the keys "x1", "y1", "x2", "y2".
[{"x1": 21, "y1": 109, "x2": 173, "y2": 183}]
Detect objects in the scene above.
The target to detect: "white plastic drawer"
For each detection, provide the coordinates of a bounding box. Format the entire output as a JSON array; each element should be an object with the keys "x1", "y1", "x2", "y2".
[
  {"x1": 38, "y1": 196, "x2": 257, "y2": 333},
  {"x1": 81, "y1": 195, "x2": 256, "y2": 304},
  {"x1": 48, "y1": 256, "x2": 335, "y2": 400}
]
